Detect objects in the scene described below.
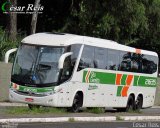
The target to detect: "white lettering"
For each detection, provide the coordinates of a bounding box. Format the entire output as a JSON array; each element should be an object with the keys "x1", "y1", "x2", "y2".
[
  {"x1": 10, "y1": 6, "x2": 25, "y2": 11},
  {"x1": 145, "y1": 79, "x2": 156, "y2": 86},
  {"x1": 27, "y1": 4, "x2": 34, "y2": 11},
  {"x1": 133, "y1": 122, "x2": 147, "y2": 127}
]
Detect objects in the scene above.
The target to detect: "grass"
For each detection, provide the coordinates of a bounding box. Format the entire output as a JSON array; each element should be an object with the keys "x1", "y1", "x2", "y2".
[
  {"x1": 128, "y1": 109, "x2": 142, "y2": 114},
  {"x1": 116, "y1": 116, "x2": 124, "y2": 121},
  {"x1": 5, "y1": 107, "x2": 106, "y2": 117},
  {"x1": 68, "y1": 118, "x2": 75, "y2": 122},
  {"x1": 4, "y1": 107, "x2": 106, "y2": 117},
  {"x1": 5, "y1": 106, "x2": 67, "y2": 115},
  {"x1": 86, "y1": 107, "x2": 105, "y2": 114}
]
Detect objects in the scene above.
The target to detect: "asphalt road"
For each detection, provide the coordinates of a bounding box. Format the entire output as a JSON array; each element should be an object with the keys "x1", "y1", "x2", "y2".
[{"x1": 1, "y1": 122, "x2": 160, "y2": 128}]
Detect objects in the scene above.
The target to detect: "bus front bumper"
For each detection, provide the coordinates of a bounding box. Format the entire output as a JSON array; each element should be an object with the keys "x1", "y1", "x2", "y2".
[{"x1": 9, "y1": 89, "x2": 58, "y2": 107}]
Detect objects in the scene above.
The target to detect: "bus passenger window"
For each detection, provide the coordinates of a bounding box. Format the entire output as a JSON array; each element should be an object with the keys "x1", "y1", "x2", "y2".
[
  {"x1": 131, "y1": 53, "x2": 141, "y2": 72},
  {"x1": 60, "y1": 44, "x2": 81, "y2": 83},
  {"x1": 77, "y1": 45, "x2": 94, "y2": 71},
  {"x1": 71, "y1": 44, "x2": 81, "y2": 67},
  {"x1": 60, "y1": 56, "x2": 72, "y2": 82},
  {"x1": 108, "y1": 49, "x2": 119, "y2": 70},
  {"x1": 119, "y1": 52, "x2": 131, "y2": 71},
  {"x1": 141, "y1": 55, "x2": 157, "y2": 74},
  {"x1": 94, "y1": 48, "x2": 106, "y2": 69}
]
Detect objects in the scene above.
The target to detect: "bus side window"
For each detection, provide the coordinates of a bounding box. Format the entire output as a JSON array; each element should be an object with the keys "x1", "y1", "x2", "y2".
[
  {"x1": 77, "y1": 45, "x2": 94, "y2": 71},
  {"x1": 60, "y1": 56, "x2": 72, "y2": 82},
  {"x1": 119, "y1": 52, "x2": 131, "y2": 71},
  {"x1": 131, "y1": 53, "x2": 141, "y2": 72},
  {"x1": 108, "y1": 49, "x2": 119, "y2": 70},
  {"x1": 60, "y1": 44, "x2": 81, "y2": 83},
  {"x1": 94, "y1": 47, "x2": 106, "y2": 69},
  {"x1": 71, "y1": 44, "x2": 81, "y2": 67},
  {"x1": 141, "y1": 55, "x2": 157, "y2": 74}
]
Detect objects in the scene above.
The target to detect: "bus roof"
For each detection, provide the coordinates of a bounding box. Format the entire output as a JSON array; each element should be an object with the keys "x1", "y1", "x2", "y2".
[{"x1": 21, "y1": 33, "x2": 158, "y2": 56}]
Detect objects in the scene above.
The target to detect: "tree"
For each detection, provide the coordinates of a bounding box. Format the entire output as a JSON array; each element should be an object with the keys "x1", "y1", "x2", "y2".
[
  {"x1": 9, "y1": 0, "x2": 17, "y2": 41},
  {"x1": 31, "y1": 0, "x2": 41, "y2": 34}
]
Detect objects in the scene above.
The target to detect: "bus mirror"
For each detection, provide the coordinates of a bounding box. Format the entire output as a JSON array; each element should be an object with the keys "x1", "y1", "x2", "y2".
[
  {"x1": 58, "y1": 52, "x2": 73, "y2": 69},
  {"x1": 5, "y1": 48, "x2": 17, "y2": 63}
]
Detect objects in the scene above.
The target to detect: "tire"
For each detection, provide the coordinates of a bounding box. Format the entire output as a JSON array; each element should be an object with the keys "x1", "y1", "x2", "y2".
[
  {"x1": 28, "y1": 104, "x2": 40, "y2": 110},
  {"x1": 125, "y1": 95, "x2": 135, "y2": 112},
  {"x1": 117, "y1": 95, "x2": 135, "y2": 112},
  {"x1": 70, "y1": 94, "x2": 81, "y2": 113},
  {"x1": 135, "y1": 96, "x2": 143, "y2": 110}
]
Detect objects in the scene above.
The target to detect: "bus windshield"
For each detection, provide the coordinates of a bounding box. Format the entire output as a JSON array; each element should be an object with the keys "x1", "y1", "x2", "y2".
[{"x1": 11, "y1": 44, "x2": 65, "y2": 86}]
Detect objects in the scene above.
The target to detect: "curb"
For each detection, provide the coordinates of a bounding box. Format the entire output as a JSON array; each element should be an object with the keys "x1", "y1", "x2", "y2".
[
  {"x1": 121, "y1": 116, "x2": 160, "y2": 121},
  {"x1": 151, "y1": 106, "x2": 160, "y2": 109},
  {"x1": 0, "y1": 102, "x2": 27, "y2": 107},
  {"x1": 0, "y1": 116, "x2": 160, "y2": 123},
  {"x1": 0, "y1": 117, "x2": 116, "y2": 123}
]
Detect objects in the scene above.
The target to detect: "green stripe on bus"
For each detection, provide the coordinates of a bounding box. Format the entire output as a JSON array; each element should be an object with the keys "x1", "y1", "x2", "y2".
[
  {"x1": 83, "y1": 71, "x2": 116, "y2": 85},
  {"x1": 137, "y1": 76, "x2": 157, "y2": 87},
  {"x1": 19, "y1": 86, "x2": 54, "y2": 93},
  {"x1": 83, "y1": 70, "x2": 157, "y2": 87},
  {"x1": 117, "y1": 86, "x2": 123, "y2": 96},
  {"x1": 121, "y1": 74, "x2": 127, "y2": 85},
  {"x1": 83, "y1": 71, "x2": 87, "y2": 82},
  {"x1": 133, "y1": 75, "x2": 139, "y2": 86},
  {"x1": 11, "y1": 83, "x2": 54, "y2": 93}
]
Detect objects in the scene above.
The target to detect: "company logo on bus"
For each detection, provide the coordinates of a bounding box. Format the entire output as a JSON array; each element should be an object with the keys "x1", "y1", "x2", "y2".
[
  {"x1": 145, "y1": 79, "x2": 156, "y2": 86},
  {"x1": 90, "y1": 72, "x2": 100, "y2": 83},
  {"x1": 24, "y1": 88, "x2": 37, "y2": 94}
]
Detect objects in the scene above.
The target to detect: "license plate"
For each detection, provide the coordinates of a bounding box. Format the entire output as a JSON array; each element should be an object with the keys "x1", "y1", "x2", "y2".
[{"x1": 25, "y1": 98, "x2": 34, "y2": 102}]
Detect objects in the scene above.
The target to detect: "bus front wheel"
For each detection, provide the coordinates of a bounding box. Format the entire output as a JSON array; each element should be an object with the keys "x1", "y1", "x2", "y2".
[{"x1": 70, "y1": 94, "x2": 81, "y2": 112}]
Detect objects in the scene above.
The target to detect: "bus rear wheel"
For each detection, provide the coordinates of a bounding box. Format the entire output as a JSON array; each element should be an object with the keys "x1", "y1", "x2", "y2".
[
  {"x1": 125, "y1": 95, "x2": 135, "y2": 112},
  {"x1": 117, "y1": 95, "x2": 135, "y2": 112},
  {"x1": 28, "y1": 104, "x2": 40, "y2": 110},
  {"x1": 135, "y1": 95, "x2": 143, "y2": 110}
]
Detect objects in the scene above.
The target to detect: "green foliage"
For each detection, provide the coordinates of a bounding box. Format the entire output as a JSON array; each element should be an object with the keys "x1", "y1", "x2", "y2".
[
  {"x1": 0, "y1": 27, "x2": 22, "y2": 62},
  {"x1": 116, "y1": 116, "x2": 124, "y2": 121},
  {"x1": 60, "y1": 0, "x2": 160, "y2": 60},
  {"x1": 68, "y1": 118, "x2": 75, "y2": 122},
  {"x1": 1, "y1": 0, "x2": 160, "y2": 64},
  {"x1": 86, "y1": 107, "x2": 105, "y2": 114}
]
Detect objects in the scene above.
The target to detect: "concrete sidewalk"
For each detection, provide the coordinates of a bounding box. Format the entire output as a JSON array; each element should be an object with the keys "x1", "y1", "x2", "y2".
[
  {"x1": 0, "y1": 116, "x2": 160, "y2": 123},
  {"x1": 0, "y1": 102, "x2": 27, "y2": 107}
]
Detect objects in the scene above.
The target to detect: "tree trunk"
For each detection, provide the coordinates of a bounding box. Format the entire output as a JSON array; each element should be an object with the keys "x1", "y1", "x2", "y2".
[
  {"x1": 31, "y1": 0, "x2": 41, "y2": 34},
  {"x1": 9, "y1": 0, "x2": 17, "y2": 41}
]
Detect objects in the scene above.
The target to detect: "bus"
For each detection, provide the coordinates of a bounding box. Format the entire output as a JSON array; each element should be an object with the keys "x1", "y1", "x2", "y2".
[{"x1": 9, "y1": 33, "x2": 159, "y2": 112}]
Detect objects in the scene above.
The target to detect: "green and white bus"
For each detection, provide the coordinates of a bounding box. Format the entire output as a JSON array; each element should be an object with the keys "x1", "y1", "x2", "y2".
[{"x1": 9, "y1": 33, "x2": 159, "y2": 112}]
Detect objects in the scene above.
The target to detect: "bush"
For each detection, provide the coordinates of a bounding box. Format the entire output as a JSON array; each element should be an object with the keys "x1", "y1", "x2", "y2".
[{"x1": 0, "y1": 27, "x2": 23, "y2": 62}]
